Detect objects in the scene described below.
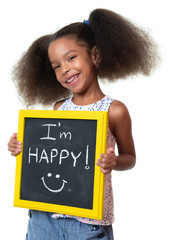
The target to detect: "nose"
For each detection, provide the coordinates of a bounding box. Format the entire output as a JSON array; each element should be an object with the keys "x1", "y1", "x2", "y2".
[{"x1": 61, "y1": 64, "x2": 70, "y2": 75}]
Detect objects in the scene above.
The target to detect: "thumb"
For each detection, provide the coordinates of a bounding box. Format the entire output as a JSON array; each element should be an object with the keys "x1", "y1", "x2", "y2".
[
  {"x1": 10, "y1": 132, "x2": 18, "y2": 140},
  {"x1": 107, "y1": 146, "x2": 115, "y2": 154}
]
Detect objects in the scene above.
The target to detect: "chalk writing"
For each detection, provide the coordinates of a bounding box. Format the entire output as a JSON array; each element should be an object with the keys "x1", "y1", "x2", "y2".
[
  {"x1": 26, "y1": 121, "x2": 91, "y2": 193},
  {"x1": 28, "y1": 147, "x2": 38, "y2": 163},
  {"x1": 40, "y1": 124, "x2": 57, "y2": 141},
  {"x1": 41, "y1": 173, "x2": 68, "y2": 193},
  {"x1": 85, "y1": 145, "x2": 90, "y2": 170},
  {"x1": 40, "y1": 123, "x2": 72, "y2": 141},
  {"x1": 60, "y1": 132, "x2": 72, "y2": 140},
  {"x1": 20, "y1": 116, "x2": 97, "y2": 209},
  {"x1": 28, "y1": 147, "x2": 88, "y2": 167}
]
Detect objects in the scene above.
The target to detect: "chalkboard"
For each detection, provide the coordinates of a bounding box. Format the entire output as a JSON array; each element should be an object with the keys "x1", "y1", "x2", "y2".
[{"x1": 14, "y1": 110, "x2": 108, "y2": 220}]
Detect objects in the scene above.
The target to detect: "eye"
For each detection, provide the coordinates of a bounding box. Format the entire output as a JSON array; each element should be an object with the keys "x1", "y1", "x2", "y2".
[
  {"x1": 68, "y1": 56, "x2": 76, "y2": 62},
  {"x1": 54, "y1": 65, "x2": 60, "y2": 71}
]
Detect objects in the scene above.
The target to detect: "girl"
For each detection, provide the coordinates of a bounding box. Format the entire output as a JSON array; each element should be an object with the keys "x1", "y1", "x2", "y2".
[{"x1": 8, "y1": 8, "x2": 158, "y2": 240}]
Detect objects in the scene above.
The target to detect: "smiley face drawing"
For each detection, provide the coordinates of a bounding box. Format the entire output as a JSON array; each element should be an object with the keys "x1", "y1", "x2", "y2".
[{"x1": 41, "y1": 173, "x2": 67, "y2": 193}]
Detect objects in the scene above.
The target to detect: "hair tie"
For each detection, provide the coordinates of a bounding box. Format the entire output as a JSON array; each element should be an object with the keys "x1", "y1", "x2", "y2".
[{"x1": 83, "y1": 20, "x2": 89, "y2": 26}]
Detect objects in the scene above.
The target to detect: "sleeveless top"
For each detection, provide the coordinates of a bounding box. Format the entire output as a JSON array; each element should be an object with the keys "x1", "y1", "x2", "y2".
[{"x1": 52, "y1": 95, "x2": 115, "y2": 225}]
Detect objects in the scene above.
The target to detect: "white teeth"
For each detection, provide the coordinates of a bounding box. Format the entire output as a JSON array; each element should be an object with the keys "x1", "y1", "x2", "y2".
[
  {"x1": 67, "y1": 78, "x2": 74, "y2": 83},
  {"x1": 66, "y1": 75, "x2": 78, "y2": 83}
]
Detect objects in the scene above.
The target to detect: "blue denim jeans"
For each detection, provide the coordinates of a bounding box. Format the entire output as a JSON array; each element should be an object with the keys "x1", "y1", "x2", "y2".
[{"x1": 25, "y1": 210, "x2": 114, "y2": 240}]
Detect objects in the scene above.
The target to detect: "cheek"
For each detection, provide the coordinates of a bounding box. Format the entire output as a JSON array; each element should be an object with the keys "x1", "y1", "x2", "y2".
[
  {"x1": 84, "y1": 62, "x2": 96, "y2": 77},
  {"x1": 79, "y1": 61, "x2": 95, "y2": 76},
  {"x1": 54, "y1": 72, "x2": 62, "y2": 84},
  {"x1": 72, "y1": 60, "x2": 82, "y2": 70}
]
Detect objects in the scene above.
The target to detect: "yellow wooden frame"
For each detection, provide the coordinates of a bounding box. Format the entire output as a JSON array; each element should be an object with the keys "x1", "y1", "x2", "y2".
[{"x1": 14, "y1": 110, "x2": 108, "y2": 220}]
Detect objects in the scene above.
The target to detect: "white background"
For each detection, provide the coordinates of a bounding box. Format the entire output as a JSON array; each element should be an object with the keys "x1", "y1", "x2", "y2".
[{"x1": 0, "y1": 0, "x2": 170, "y2": 239}]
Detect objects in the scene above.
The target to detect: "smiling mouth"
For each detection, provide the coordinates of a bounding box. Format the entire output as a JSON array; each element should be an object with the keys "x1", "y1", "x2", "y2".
[
  {"x1": 65, "y1": 74, "x2": 80, "y2": 85},
  {"x1": 41, "y1": 176, "x2": 67, "y2": 193}
]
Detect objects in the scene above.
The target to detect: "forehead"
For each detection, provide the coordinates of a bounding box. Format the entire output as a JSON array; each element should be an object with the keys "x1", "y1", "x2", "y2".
[{"x1": 48, "y1": 36, "x2": 88, "y2": 57}]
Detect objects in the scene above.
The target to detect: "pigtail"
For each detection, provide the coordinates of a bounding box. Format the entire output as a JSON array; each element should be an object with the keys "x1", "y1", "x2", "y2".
[
  {"x1": 11, "y1": 8, "x2": 159, "y2": 107},
  {"x1": 88, "y1": 9, "x2": 159, "y2": 80},
  {"x1": 12, "y1": 35, "x2": 70, "y2": 107}
]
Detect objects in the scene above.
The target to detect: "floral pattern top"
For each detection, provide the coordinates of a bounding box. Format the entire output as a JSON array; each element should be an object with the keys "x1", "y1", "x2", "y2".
[{"x1": 52, "y1": 95, "x2": 115, "y2": 225}]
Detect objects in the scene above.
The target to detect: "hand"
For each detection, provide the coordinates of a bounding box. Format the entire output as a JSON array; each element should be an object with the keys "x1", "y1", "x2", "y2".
[
  {"x1": 96, "y1": 147, "x2": 117, "y2": 174},
  {"x1": 7, "y1": 133, "x2": 22, "y2": 156}
]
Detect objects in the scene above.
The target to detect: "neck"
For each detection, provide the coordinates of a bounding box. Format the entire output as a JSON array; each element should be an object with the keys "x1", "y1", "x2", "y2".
[{"x1": 72, "y1": 85, "x2": 105, "y2": 106}]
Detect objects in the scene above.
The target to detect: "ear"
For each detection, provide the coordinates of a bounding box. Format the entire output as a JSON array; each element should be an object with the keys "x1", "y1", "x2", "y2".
[{"x1": 91, "y1": 46, "x2": 101, "y2": 67}]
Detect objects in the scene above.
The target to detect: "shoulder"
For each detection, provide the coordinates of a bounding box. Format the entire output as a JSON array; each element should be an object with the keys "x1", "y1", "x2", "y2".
[
  {"x1": 109, "y1": 100, "x2": 130, "y2": 117},
  {"x1": 108, "y1": 100, "x2": 132, "y2": 133},
  {"x1": 53, "y1": 99, "x2": 66, "y2": 110}
]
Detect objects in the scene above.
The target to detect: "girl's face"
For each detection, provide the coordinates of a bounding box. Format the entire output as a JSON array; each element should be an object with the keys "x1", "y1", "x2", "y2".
[{"x1": 48, "y1": 36, "x2": 99, "y2": 96}]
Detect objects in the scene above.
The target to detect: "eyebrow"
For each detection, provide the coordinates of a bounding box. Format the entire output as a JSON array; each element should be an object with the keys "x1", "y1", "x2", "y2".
[
  {"x1": 64, "y1": 50, "x2": 77, "y2": 57},
  {"x1": 50, "y1": 50, "x2": 77, "y2": 65}
]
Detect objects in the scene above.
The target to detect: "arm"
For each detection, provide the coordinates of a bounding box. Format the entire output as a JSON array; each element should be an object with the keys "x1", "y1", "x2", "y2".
[{"x1": 96, "y1": 100, "x2": 136, "y2": 174}]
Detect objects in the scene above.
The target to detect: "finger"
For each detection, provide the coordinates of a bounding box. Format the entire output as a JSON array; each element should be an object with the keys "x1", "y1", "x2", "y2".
[
  {"x1": 8, "y1": 146, "x2": 22, "y2": 153},
  {"x1": 8, "y1": 141, "x2": 21, "y2": 147},
  {"x1": 8, "y1": 139, "x2": 22, "y2": 146},
  {"x1": 8, "y1": 133, "x2": 22, "y2": 148},
  {"x1": 8, "y1": 142, "x2": 22, "y2": 151},
  {"x1": 97, "y1": 155, "x2": 117, "y2": 168},
  {"x1": 9, "y1": 145, "x2": 22, "y2": 152},
  {"x1": 100, "y1": 168, "x2": 112, "y2": 174},
  {"x1": 10, "y1": 132, "x2": 18, "y2": 140},
  {"x1": 99, "y1": 162, "x2": 115, "y2": 174},
  {"x1": 98, "y1": 163, "x2": 112, "y2": 170},
  {"x1": 11, "y1": 151, "x2": 21, "y2": 157},
  {"x1": 97, "y1": 160, "x2": 116, "y2": 169},
  {"x1": 100, "y1": 153, "x2": 116, "y2": 160},
  {"x1": 100, "y1": 147, "x2": 115, "y2": 159},
  {"x1": 97, "y1": 158, "x2": 116, "y2": 169},
  {"x1": 97, "y1": 158, "x2": 113, "y2": 167},
  {"x1": 107, "y1": 147, "x2": 115, "y2": 153}
]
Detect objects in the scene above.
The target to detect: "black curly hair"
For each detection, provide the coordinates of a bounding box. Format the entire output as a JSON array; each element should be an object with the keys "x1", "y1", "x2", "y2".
[{"x1": 12, "y1": 8, "x2": 159, "y2": 107}]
